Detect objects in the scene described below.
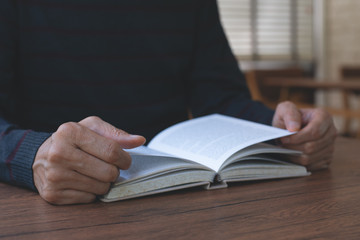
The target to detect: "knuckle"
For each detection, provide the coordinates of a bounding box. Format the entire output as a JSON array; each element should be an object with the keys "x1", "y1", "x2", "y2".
[
  {"x1": 105, "y1": 165, "x2": 119, "y2": 182},
  {"x1": 97, "y1": 183, "x2": 111, "y2": 195},
  {"x1": 83, "y1": 116, "x2": 102, "y2": 124},
  {"x1": 74, "y1": 159, "x2": 85, "y2": 170},
  {"x1": 304, "y1": 142, "x2": 316, "y2": 154},
  {"x1": 57, "y1": 122, "x2": 80, "y2": 137},
  {"x1": 41, "y1": 189, "x2": 60, "y2": 205},
  {"x1": 45, "y1": 168, "x2": 63, "y2": 183},
  {"x1": 299, "y1": 155, "x2": 310, "y2": 166},
  {"x1": 47, "y1": 144, "x2": 63, "y2": 163},
  {"x1": 56, "y1": 122, "x2": 86, "y2": 145}
]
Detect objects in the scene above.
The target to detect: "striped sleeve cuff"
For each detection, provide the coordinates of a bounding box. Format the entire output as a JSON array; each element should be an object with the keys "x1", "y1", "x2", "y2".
[{"x1": 10, "y1": 131, "x2": 51, "y2": 191}]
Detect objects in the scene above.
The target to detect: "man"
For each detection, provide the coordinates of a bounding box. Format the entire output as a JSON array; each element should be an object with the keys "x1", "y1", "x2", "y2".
[{"x1": 0, "y1": 0, "x2": 337, "y2": 205}]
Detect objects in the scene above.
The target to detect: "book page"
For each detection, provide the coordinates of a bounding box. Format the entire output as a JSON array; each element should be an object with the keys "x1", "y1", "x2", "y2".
[
  {"x1": 219, "y1": 142, "x2": 301, "y2": 170},
  {"x1": 118, "y1": 146, "x2": 211, "y2": 184},
  {"x1": 148, "y1": 114, "x2": 294, "y2": 172}
]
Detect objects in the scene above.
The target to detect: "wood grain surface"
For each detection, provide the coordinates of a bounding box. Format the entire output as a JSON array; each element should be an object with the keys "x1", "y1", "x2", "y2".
[{"x1": 1, "y1": 137, "x2": 359, "y2": 240}]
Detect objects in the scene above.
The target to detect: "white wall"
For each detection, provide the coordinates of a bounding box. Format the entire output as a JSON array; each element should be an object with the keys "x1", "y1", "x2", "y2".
[
  {"x1": 326, "y1": 0, "x2": 360, "y2": 79},
  {"x1": 323, "y1": 0, "x2": 360, "y2": 133}
]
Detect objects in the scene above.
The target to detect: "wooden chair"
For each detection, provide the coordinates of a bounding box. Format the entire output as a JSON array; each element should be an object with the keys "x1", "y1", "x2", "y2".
[
  {"x1": 340, "y1": 66, "x2": 360, "y2": 137},
  {"x1": 245, "y1": 67, "x2": 360, "y2": 138},
  {"x1": 245, "y1": 68, "x2": 315, "y2": 109}
]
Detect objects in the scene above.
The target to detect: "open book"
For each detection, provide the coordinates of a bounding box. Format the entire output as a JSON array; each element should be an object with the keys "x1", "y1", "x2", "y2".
[{"x1": 100, "y1": 114, "x2": 308, "y2": 202}]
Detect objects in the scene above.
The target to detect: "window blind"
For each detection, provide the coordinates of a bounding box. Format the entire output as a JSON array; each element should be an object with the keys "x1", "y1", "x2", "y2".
[{"x1": 217, "y1": 0, "x2": 314, "y2": 62}]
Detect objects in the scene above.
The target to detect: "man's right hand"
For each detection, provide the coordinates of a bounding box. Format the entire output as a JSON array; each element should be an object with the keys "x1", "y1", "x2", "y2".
[{"x1": 32, "y1": 116, "x2": 146, "y2": 205}]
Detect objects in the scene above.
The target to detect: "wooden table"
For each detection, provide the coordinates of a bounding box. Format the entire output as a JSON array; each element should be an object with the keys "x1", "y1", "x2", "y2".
[{"x1": 1, "y1": 137, "x2": 360, "y2": 240}]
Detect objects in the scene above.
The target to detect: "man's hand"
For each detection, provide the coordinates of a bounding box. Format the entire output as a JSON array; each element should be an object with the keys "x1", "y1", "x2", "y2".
[
  {"x1": 33, "y1": 116, "x2": 146, "y2": 205},
  {"x1": 272, "y1": 101, "x2": 338, "y2": 171}
]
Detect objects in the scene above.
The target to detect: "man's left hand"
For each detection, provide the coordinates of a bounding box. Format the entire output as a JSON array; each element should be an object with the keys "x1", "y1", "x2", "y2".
[{"x1": 272, "y1": 101, "x2": 338, "y2": 171}]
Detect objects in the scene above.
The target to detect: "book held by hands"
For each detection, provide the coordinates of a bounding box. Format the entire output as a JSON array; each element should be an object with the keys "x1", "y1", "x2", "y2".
[{"x1": 101, "y1": 114, "x2": 308, "y2": 202}]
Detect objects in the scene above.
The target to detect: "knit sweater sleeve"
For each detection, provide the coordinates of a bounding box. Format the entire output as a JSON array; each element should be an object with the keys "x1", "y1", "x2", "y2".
[
  {"x1": 0, "y1": 0, "x2": 51, "y2": 190},
  {"x1": 189, "y1": 0, "x2": 275, "y2": 125}
]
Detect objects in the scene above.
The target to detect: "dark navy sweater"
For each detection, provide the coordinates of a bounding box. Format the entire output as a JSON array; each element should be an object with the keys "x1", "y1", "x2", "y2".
[{"x1": 0, "y1": 0, "x2": 274, "y2": 190}]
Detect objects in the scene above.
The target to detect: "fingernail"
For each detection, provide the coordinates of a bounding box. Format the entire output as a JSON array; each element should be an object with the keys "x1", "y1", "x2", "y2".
[
  {"x1": 128, "y1": 134, "x2": 143, "y2": 139},
  {"x1": 288, "y1": 121, "x2": 300, "y2": 132},
  {"x1": 129, "y1": 135, "x2": 146, "y2": 143}
]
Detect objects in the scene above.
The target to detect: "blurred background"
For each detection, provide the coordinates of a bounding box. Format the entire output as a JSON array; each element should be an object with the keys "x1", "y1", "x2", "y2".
[{"x1": 217, "y1": 0, "x2": 360, "y2": 138}]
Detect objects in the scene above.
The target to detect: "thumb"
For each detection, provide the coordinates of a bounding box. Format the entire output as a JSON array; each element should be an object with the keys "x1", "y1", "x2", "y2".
[
  {"x1": 273, "y1": 101, "x2": 302, "y2": 132},
  {"x1": 78, "y1": 116, "x2": 146, "y2": 149}
]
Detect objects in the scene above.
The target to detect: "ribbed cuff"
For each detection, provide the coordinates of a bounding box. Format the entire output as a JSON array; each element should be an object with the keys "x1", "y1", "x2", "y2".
[{"x1": 10, "y1": 131, "x2": 51, "y2": 191}]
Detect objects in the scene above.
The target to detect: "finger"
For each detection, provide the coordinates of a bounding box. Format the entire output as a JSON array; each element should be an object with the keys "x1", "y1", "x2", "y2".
[
  {"x1": 44, "y1": 167, "x2": 113, "y2": 195},
  {"x1": 284, "y1": 109, "x2": 335, "y2": 145},
  {"x1": 67, "y1": 148, "x2": 121, "y2": 182},
  {"x1": 287, "y1": 144, "x2": 334, "y2": 167},
  {"x1": 48, "y1": 137, "x2": 124, "y2": 181},
  {"x1": 79, "y1": 116, "x2": 146, "y2": 149},
  {"x1": 307, "y1": 159, "x2": 331, "y2": 171},
  {"x1": 53, "y1": 122, "x2": 132, "y2": 169},
  {"x1": 42, "y1": 189, "x2": 97, "y2": 205},
  {"x1": 281, "y1": 124, "x2": 337, "y2": 155},
  {"x1": 272, "y1": 101, "x2": 302, "y2": 132}
]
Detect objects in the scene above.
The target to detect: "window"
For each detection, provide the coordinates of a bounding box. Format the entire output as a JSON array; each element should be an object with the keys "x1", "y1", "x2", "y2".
[{"x1": 217, "y1": 0, "x2": 314, "y2": 62}]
